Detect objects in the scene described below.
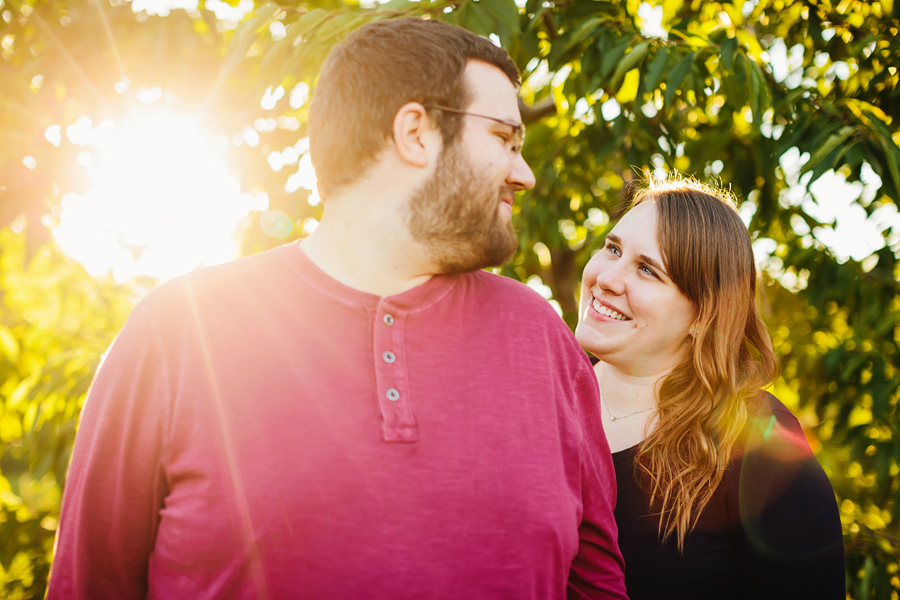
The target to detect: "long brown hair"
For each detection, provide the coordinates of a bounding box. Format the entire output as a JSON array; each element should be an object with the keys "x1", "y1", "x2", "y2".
[{"x1": 626, "y1": 176, "x2": 779, "y2": 550}]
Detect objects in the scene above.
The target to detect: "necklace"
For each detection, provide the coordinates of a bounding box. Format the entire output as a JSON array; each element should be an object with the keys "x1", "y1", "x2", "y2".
[{"x1": 599, "y1": 379, "x2": 655, "y2": 422}]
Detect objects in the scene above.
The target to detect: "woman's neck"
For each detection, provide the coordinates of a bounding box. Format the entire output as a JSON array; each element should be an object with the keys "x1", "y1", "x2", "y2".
[
  {"x1": 598, "y1": 361, "x2": 673, "y2": 413},
  {"x1": 594, "y1": 361, "x2": 675, "y2": 452}
]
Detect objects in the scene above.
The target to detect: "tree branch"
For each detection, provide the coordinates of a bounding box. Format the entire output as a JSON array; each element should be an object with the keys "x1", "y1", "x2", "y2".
[{"x1": 519, "y1": 97, "x2": 557, "y2": 124}]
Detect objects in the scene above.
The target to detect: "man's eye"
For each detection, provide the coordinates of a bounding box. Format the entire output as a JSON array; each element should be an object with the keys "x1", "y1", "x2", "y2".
[{"x1": 606, "y1": 243, "x2": 620, "y2": 256}]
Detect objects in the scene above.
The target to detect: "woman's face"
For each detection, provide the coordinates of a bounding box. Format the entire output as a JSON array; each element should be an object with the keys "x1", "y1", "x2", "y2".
[{"x1": 575, "y1": 201, "x2": 696, "y2": 375}]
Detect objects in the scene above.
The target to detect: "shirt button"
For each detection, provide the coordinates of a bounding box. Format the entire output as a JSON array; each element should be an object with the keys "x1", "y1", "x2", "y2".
[
  {"x1": 386, "y1": 388, "x2": 400, "y2": 401},
  {"x1": 383, "y1": 351, "x2": 396, "y2": 363},
  {"x1": 383, "y1": 314, "x2": 394, "y2": 326}
]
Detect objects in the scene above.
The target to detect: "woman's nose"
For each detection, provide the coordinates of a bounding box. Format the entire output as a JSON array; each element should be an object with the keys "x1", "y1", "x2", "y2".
[{"x1": 594, "y1": 260, "x2": 626, "y2": 295}]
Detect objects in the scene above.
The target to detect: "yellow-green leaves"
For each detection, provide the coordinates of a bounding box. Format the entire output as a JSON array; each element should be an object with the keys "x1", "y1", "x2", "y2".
[
  {"x1": 664, "y1": 50, "x2": 695, "y2": 107},
  {"x1": 800, "y1": 125, "x2": 857, "y2": 176},
  {"x1": 608, "y1": 40, "x2": 649, "y2": 92}
]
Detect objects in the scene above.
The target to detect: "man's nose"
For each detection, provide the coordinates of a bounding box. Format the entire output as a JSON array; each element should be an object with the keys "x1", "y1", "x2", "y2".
[{"x1": 508, "y1": 153, "x2": 536, "y2": 191}]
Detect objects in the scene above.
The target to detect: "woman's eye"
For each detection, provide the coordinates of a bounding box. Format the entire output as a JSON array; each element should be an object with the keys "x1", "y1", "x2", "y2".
[{"x1": 640, "y1": 264, "x2": 657, "y2": 277}]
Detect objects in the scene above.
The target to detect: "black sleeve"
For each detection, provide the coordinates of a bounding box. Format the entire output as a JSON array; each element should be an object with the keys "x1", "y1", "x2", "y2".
[{"x1": 728, "y1": 398, "x2": 845, "y2": 600}]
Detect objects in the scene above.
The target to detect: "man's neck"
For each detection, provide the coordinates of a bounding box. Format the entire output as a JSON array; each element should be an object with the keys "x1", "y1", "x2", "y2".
[{"x1": 300, "y1": 190, "x2": 440, "y2": 298}]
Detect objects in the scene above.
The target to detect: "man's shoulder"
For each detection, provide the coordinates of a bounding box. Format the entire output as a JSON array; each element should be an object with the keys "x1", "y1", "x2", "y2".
[
  {"x1": 134, "y1": 245, "x2": 291, "y2": 322},
  {"x1": 460, "y1": 270, "x2": 588, "y2": 361},
  {"x1": 465, "y1": 270, "x2": 562, "y2": 316}
]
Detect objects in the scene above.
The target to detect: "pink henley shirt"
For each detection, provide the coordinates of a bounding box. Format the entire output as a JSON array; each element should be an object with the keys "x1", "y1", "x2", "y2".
[{"x1": 48, "y1": 241, "x2": 627, "y2": 599}]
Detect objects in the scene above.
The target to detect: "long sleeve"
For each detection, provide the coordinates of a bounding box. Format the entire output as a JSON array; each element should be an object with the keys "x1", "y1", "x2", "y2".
[
  {"x1": 729, "y1": 398, "x2": 845, "y2": 600},
  {"x1": 47, "y1": 306, "x2": 170, "y2": 599},
  {"x1": 568, "y1": 366, "x2": 629, "y2": 600}
]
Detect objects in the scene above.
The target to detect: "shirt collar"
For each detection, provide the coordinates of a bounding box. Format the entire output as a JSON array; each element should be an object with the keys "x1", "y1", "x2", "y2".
[{"x1": 279, "y1": 240, "x2": 458, "y2": 313}]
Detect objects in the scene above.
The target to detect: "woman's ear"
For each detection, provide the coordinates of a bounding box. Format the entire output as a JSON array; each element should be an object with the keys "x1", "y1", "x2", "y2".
[{"x1": 391, "y1": 102, "x2": 440, "y2": 169}]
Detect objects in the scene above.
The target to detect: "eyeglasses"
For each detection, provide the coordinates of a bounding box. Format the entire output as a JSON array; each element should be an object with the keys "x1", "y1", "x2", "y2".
[{"x1": 423, "y1": 104, "x2": 525, "y2": 155}]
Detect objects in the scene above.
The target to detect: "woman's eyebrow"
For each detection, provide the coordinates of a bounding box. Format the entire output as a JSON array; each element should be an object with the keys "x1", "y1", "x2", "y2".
[
  {"x1": 640, "y1": 254, "x2": 669, "y2": 277},
  {"x1": 606, "y1": 233, "x2": 670, "y2": 277}
]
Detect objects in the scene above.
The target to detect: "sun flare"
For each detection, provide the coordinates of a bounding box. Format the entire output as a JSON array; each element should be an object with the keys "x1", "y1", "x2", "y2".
[{"x1": 53, "y1": 112, "x2": 267, "y2": 283}]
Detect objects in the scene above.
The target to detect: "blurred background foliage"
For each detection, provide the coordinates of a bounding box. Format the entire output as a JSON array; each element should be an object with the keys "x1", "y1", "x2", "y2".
[{"x1": 0, "y1": 0, "x2": 898, "y2": 597}]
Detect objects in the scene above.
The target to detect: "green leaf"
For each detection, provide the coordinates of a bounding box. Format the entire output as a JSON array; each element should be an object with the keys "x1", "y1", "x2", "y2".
[
  {"x1": 480, "y1": 0, "x2": 522, "y2": 35},
  {"x1": 313, "y1": 13, "x2": 368, "y2": 43},
  {"x1": 664, "y1": 50, "x2": 695, "y2": 107},
  {"x1": 801, "y1": 126, "x2": 856, "y2": 175},
  {"x1": 225, "y1": 3, "x2": 282, "y2": 66},
  {"x1": 874, "y1": 135, "x2": 900, "y2": 201},
  {"x1": 8, "y1": 376, "x2": 35, "y2": 409},
  {"x1": 458, "y1": 1, "x2": 496, "y2": 38},
  {"x1": 608, "y1": 40, "x2": 649, "y2": 92},
  {"x1": 720, "y1": 36, "x2": 738, "y2": 73},
  {"x1": 747, "y1": 56, "x2": 760, "y2": 130},
  {"x1": 287, "y1": 8, "x2": 333, "y2": 41},
  {"x1": 598, "y1": 36, "x2": 632, "y2": 78},
  {"x1": 244, "y1": 3, "x2": 282, "y2": 37},
  {"x1": 0, "y1": 326, "x2": 19, "y2": 361},
  {"x1": 377, "y1": 0, "x2": 423, "y2": 11},
  {"x1": 642, "y1": 46, "x2": 670, "y2": 92},
  {"x1": 564, "y1": 0, "x2": 620, "y2": 20},
  {"x1": 547, "y1": 16, "x2": 605, "y2": 70}
]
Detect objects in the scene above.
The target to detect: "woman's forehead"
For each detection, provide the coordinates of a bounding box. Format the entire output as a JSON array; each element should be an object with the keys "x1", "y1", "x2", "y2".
[{"x1": 612, "y1": 202, "x2": 661, "y2": 254}]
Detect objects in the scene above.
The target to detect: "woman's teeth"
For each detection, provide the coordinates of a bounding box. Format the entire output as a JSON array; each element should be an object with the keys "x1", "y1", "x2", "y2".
[{"x1": 593, "y1": 299, "x2": 629, "y2": 321}]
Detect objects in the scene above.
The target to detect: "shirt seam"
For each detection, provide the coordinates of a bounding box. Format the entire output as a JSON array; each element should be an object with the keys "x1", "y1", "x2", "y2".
[
  {"x1": 276, "y1": 243, "x2": 460, "y2": 313},
  {"x1": 403, "y1": 275, "x2": 459, "y2": 314},
  {"x1": 574, "y1": 366, "x2": 593, "y2": 508},
  {"x1": 132, "y1": 303, "x2": 174, "y2": 493},
  {"x1": 276, "y1": 244, "x2": 378, "y2": 309}
]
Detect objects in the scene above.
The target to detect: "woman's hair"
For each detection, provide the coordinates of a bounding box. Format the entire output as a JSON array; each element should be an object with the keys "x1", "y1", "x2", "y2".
[{"x1": 624, "y1": 174, "x2": 779, "y2": 550}]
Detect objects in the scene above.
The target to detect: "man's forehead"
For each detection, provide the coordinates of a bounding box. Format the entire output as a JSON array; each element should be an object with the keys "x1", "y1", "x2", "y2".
[{"x1": 462, "y1": 60, "x2": 521, "y2": 121}]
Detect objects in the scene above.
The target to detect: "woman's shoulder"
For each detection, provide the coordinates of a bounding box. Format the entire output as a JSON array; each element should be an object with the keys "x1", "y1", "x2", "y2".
[
  {"x1": 725, "y1": 393, "x2": 845, "y2": 596},
  {"x1": 745, "y1": 390, "x2": 798, "y2": 419},
  {"x1": 741, "y1": 391, "x2": 808, "y2": 452},
  {"x1": 728, "y1": 390, "x2": 834, "y2": 525}
]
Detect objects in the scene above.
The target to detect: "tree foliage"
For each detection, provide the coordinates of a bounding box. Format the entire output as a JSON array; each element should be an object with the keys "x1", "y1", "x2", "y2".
[
  {"x1": 0, "y1": 0, "x2": 898, "y2": 597},
  {"x1": 0, "y1": 231, "x2": 132, "y2": 596}
]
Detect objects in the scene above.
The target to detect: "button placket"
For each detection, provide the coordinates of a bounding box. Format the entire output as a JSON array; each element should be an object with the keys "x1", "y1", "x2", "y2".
[{"x1": 374, "y1": 302, "x2": 418, "y2": 443}]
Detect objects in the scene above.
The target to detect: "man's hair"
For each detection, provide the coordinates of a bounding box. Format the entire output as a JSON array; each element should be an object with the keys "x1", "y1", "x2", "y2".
[{"x1": 308, "y1": 17, "x2": 520, "y2": 198}]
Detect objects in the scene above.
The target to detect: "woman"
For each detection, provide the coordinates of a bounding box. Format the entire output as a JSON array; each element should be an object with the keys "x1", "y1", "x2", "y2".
[{"x1": 575, "y1": 177, "x2": 845, "y2": 599}]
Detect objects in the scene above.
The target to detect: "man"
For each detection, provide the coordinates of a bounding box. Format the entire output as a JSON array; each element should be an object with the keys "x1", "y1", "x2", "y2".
[{"x1": 48, "y1": 18, "x2": 627, "y2": 599}]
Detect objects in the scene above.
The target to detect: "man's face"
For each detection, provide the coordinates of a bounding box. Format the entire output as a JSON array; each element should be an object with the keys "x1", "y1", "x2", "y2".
[{"x1": 406, "y1": 60, "x2": 536, "y2": 274}]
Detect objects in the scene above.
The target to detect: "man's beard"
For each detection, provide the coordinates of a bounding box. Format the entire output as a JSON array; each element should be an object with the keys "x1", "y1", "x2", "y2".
[{"x1": 405, "y1": 142, "x2": 519, "y2": 275}]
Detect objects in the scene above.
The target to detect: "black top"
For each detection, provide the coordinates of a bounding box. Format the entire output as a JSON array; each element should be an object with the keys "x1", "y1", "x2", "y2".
[{"x1": 613, "y1": 393, "x2": 845, "y2": 600}]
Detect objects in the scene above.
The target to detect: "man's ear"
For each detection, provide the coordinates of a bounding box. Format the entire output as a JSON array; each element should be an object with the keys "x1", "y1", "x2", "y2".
[{"x1": 392, "y1": 102, "x2": 440, "y2": 168}]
